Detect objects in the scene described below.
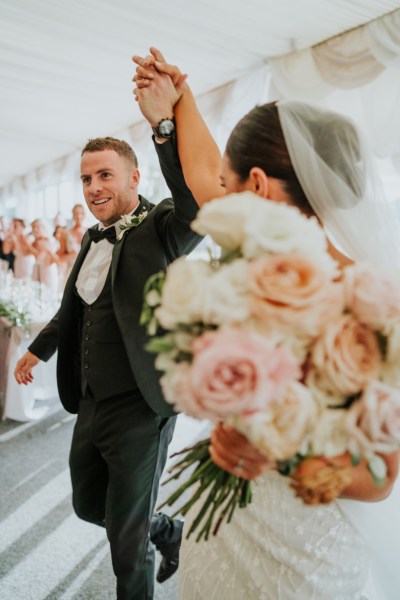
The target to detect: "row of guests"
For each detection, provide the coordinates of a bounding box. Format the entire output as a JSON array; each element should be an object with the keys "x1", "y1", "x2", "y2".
[{"x1": 0, "y1": 204, "x2": 87, "y2": 292}]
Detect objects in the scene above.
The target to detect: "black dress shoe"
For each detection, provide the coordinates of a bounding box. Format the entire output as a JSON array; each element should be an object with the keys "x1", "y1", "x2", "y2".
[{"x1": 156, "y1": 536, "x2": 181, "y2": 583}]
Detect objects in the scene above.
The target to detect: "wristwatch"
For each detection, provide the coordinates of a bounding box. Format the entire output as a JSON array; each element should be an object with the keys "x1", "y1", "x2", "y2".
[{"x1": 152, "y1": 118, "x2": 175, "y2": 139}]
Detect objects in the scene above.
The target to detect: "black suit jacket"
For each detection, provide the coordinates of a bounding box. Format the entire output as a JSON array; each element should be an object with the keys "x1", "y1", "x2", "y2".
[{"x1": 29, "y1": 137, "x2": 202, "y2": 416}]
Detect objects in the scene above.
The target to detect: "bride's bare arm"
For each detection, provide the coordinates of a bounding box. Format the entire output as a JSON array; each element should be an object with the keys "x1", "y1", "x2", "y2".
[
  {"x1": 295, "y1": 450, "x2": 399, "y2": 502},
  {"x1": 339, "y1": 450, "x2": 399, "y2": 502},
  {"x1": 133, "y1": 48, "x2": 224, "y2": 206}
]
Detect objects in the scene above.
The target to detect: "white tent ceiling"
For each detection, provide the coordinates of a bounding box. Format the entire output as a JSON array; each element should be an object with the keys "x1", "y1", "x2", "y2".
[{"x1": 1, "y1": 0, "x2": 399, "y2": 191}]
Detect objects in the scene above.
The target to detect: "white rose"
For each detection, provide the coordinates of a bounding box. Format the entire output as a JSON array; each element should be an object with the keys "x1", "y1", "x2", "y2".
[
  {"x1": 305, "y1": 368, "x2": 347, "y2": 409},
  {"x1": 242, "y1": 202, "x2": 336, "y2": 274},
  {"x1": 201, "y1": 259, "x2": 251, "y2": 325},
  {"x1": 232, "y1": 382, "x2": 317, "y2": 461},
  {"x1": 191, "y1": 192, "x2": 263, "y2": 250},
  {"x1": 310, "y1": 410, "x2": 350, "y2": 457},
  {"x1": 156, "y1": 257, "x2": 212, "y2": 329}
]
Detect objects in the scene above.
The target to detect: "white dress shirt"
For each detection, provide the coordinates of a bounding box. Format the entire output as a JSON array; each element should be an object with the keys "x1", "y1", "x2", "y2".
[{"x1": 76, "y1": 211, "x2": 135, "y2": 305}]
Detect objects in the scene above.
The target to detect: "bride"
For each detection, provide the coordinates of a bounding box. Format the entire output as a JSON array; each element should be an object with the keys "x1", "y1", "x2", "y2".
[{"x1": 133, "y1": 49, "x2": 400, "y2": 599}]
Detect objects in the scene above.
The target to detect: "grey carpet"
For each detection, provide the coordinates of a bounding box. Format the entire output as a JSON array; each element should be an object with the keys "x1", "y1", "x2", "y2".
[{"x1": 0, "y1": 398, "x2": 209, "y2": 600}]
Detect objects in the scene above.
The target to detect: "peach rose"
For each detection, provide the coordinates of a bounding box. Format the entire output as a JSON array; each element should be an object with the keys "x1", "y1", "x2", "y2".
[
  {"x1": 310, "y1": 315, "x2": 382, "y2": 396},
  {"x1": 232, "y1": 381, "x2": 317, "y2": 460},
  {"x1": 161, "y1": 329, "x2": 299, "y2": 420},
  {"x1": 249, "y1": 253, "x2": 344, "y2": 339},
  {"x1": 344, "y1": 263, "x2": 400, "y2": 331},
  {"x1": 346, "y1": 381, "x2": 400, "y2": 455}
]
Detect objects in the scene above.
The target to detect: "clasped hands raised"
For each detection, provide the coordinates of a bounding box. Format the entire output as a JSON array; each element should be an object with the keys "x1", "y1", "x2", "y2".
[{"x1": 131, "y1": 47, "x2": 187, "y2": 123}]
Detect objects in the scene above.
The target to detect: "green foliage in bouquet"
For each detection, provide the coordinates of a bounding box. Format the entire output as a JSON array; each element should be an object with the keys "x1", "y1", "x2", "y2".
[
  {"x1": 158, "y1": 438, "x2": 252, "y2": 542},
  {"x1": 139, "y1": 271, "x2": 165, "y2": 336}
]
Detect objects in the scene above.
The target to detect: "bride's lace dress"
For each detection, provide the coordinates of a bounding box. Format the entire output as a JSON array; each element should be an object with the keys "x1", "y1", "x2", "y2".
[{"x1": 179, "y1": 471, "x2": 371, "y2": 600}]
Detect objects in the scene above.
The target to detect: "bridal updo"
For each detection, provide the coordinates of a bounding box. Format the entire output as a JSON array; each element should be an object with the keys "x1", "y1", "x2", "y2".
[{"x1": 225, "y1": 101, "x2": 363, "y2": 216}]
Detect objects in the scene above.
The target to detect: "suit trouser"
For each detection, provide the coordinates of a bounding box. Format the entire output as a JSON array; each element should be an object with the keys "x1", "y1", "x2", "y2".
[{"x1": 69, "y1": 388, "x2": 176, "y2": 600}]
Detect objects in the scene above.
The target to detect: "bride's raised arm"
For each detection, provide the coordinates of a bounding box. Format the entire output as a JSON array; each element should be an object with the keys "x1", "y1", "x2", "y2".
[{"x1": 132, "y1": 48, "x2": 224, "y2": 206}]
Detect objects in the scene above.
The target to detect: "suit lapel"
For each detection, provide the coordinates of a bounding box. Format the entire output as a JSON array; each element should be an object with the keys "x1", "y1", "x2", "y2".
[{"x1": 111, "y1": 196, "x2": 152, "y2": 287}]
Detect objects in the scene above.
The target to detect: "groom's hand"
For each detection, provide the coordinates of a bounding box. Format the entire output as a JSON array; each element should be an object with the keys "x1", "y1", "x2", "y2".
[
  {"x1": 132, "y1": 48, "x2": 187, "y2": 128},
  {"x1": 14, "y1": 350, "x2": 40, "y2": 385}
]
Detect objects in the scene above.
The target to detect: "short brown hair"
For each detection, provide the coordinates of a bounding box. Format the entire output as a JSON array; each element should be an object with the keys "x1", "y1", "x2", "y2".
[{"x1": 81, "y1": 137, "x2": 138, "y2": 168}]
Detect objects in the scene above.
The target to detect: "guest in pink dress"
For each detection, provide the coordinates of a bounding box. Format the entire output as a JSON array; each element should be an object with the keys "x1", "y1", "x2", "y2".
[
  {"x1": 31, "y1": 219, "x2": 59, "y2": 292},
  {"x1": 55, "y1": 204, "x2": 87, "y2": 288},
  {"x1": 2, "y1": 219, "x2": 35, "y2": 279}
]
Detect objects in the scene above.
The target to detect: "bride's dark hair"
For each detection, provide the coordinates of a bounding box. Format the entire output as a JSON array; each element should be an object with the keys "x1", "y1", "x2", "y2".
[
  {"x1": 225, "y1": 102, "x2": 313, "y2": 214},
  {"x1": 225, "y1": 102, "x2": 363, "y2": 214}
]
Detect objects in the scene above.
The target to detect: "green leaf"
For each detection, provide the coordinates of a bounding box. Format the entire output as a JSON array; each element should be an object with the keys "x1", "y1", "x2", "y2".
[
  {"x1": 367, "y1": 454, "x2": 387, "y2": 487},
  {"x1": 145, "y1": 336, "x2": 175, "y2": 353},
  {"x1": 156, "y1": 437, "x2": 253, "y2": 542}
]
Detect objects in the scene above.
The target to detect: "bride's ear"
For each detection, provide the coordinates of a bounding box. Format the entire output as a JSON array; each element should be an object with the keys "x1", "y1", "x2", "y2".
[{"x1": 248, "y1": 167, "x2": 269, "y2": 198}]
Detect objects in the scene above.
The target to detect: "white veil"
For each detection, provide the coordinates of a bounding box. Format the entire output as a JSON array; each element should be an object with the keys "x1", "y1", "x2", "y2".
[
  {"x1": 277, "y1": 100, "x2": 400, "y2": 271},
  {"x1": 277, "y1": 100, "x2": 400, "y2": 600}
]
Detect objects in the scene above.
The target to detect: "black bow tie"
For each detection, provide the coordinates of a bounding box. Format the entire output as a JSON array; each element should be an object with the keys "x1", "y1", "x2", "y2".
[{"x1": 88, "y1": 226, "x2": 117, "y2": 245}]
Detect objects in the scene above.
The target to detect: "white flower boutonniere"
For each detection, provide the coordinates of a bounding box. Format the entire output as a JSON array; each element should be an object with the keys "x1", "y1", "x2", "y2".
[{"x1": 117, "y1": 210, "x2": 148, "y2": 241}]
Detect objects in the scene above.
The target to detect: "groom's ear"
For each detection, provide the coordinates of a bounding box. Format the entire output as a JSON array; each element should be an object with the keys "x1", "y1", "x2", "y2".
[
  {"x1": 130, "y1": 167, "x2": 140, "y2": 189},
  {"x1": 248, "y1": 167, "x2": 269, "y2": 198}
]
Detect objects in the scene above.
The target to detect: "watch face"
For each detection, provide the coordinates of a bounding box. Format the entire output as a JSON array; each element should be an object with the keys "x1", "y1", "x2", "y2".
[{"x1": 158, "y1": 119, "x2": 175, "y2": 136}]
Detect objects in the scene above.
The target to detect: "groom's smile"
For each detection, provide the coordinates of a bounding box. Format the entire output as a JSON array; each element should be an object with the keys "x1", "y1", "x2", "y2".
[{"x1": 80, "y1": 149, "x2": 140, "y2": 226}]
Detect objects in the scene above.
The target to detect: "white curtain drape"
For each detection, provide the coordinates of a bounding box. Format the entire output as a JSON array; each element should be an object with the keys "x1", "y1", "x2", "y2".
[
  {"x1": 269, "y1": 8, "x2": 400, "y2": 182},
  {"x1": 1, "y1": 8, "x2": 399, "y2": 213}
]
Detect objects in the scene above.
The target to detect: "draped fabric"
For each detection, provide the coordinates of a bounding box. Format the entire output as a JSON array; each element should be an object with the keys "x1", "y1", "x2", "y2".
[
  {"x1": 1, "y1": 6, "x2": 399, "y2": 212},
  {"x1": 269, "y1": 9, "x2": 400, "y2": 177}
]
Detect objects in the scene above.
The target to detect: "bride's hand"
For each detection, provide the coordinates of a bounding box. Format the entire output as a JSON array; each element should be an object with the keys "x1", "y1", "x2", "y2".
[{"x1": 210, "y1": 423, "x2": 275, "y2": 480}]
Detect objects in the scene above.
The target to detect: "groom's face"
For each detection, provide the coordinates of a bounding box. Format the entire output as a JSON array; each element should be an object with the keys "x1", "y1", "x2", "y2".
[{"x1": 80, "y1": 149, "x2": 140, "y2": 226}]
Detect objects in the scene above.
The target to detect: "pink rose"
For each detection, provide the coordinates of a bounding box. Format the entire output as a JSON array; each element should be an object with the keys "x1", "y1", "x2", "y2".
[
  {"x1": 249, "y1": 254, "x2": 344, "y2": 339},
  {"x1": 344, "y1": 263, "x2": 400, "y2": 331},
  {"x1": 310, "y1": 315, "x2": 382, "y2": 396},
  {"x1": 161, "y1": 329, "x2": 299, "y2": 420},
  {"x1": 346, "y1": 381, "x2": 400, "y2": 455}
]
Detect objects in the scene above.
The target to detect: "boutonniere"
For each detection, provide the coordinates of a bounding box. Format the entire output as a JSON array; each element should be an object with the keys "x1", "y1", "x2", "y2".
[{"x1": 117, "y1": 210, "x2": 148, "y2": 241}]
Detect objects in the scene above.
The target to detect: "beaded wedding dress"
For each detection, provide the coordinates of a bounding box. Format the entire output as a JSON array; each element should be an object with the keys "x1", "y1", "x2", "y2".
[
  {"x1": 179, "y1": 470, "x2": 400, "y2": 600},
  {"x1": 174, "y1": 102, "x2": 400, "y2": 600}
]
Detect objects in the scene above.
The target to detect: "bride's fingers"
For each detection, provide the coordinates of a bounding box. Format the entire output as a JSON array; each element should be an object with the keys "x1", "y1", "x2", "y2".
[
  {"x1": 217, "y1": 425, "x2": 264, "y2": 461},
  {"x1": 132, "y1": 77, "x2": 151, "y2": 88}
]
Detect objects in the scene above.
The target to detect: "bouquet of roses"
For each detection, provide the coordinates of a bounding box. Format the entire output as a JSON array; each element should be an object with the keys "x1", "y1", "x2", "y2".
[{"x1": 141, "y1": 192, "x2": 400, "y2": 541}]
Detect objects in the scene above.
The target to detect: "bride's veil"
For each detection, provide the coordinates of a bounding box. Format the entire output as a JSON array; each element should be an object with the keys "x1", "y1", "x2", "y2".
[
  {"x1": 277, "y1": 99, "x2": 400, "y2": 600},
  {"x1": 277, "y1": 100, "x2": 400, "y2": 270}
]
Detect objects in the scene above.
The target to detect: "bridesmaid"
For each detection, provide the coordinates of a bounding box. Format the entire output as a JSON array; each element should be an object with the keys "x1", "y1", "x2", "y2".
[
  {"x1": 31, "y1": 219, "x2": 59, "y2": 292},
  {"x1": 2, "y1": 218, "x2": 35, "y2": 279}
]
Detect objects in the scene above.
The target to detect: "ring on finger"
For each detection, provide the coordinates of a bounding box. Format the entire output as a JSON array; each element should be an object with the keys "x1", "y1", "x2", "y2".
[{"x1": 234, "y1": 457, "x2": 245, "y2": 473}]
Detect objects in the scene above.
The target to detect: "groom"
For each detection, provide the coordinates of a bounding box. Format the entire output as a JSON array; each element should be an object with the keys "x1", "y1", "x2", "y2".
[{"x1": 13, "y1": 77, "x2": 202, "y2": 598}]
